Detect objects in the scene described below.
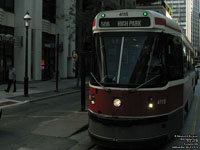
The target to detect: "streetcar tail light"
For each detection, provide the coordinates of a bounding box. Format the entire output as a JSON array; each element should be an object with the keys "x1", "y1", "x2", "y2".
[
  {"x1": 155, "y1": 17, "x2": 166, "y2": 25},
  {"x1": 93, "y1": 18, "x2": 96, "y2": 27}
]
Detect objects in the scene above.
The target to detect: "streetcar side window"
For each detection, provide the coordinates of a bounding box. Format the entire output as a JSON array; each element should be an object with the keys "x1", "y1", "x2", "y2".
[
  {"x1": 166, "y1": 36, "x2": 183, "y2": 81},
  {"x1": 183, "y1": 45, "x2": 194, "y2": 75},
  {"x1": 183, "y1": 45, "x2": 187, "y2": 73}
]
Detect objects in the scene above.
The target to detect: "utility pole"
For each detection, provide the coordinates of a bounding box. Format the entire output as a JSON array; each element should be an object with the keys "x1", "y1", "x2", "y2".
[
  {"x1": 75, "y1": 0, "x2": 83, "y2": 87},
  {"x1": 55, "y1": 34, "x2": 59, "y2": 92}
]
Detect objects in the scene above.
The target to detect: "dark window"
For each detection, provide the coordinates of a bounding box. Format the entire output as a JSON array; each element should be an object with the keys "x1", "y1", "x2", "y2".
[
  {"x1": 120, "y1": 0, "x2": 125, "y2": 8},
  {"x1": 183, "y1": 45, "x2": 194, "y2": 74},
  {"x1": 82, "y1": 0, "x2": 89, "y2": 11},
  {"x1": 43, "y1": 0, "x2": 56, "y2": 23},
  {"x1": 42, "y1": 32, "x2": 56, "y2": 80},
  {"x1": 136, "y1": 0, "x2": 164, "y2": 6},
  {"x1": 0, "y1": 25, "x2": 14, "y2": 83},
  {"x1": 0, "y1": 0, "x2": 14, "y2": 12},
  {"x1": 165, "y1": 36, "x2": 183, "y2": 80}
]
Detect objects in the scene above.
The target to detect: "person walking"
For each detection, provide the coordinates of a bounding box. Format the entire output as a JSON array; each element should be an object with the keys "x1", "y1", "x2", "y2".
[{"x1": 5, "y1": 65, "x2": 16, "y2": 92}]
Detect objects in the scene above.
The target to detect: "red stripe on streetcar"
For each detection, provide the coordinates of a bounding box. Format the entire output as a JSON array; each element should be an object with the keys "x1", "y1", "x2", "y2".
[
  {"x1": 155, "y1": 17, "x2": 181, "y2": 33},
  {"x1": 93, "y1": 18, "x2": 96, "y2": 27},
  {"x1": 155, "y1": 17, "x2": 166, "y2": 25}
]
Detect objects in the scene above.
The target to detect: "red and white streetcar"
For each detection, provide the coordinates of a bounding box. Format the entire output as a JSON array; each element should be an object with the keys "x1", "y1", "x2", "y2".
[{"x1": 88, "y1": 9, "x2": 195, "y2": 148}]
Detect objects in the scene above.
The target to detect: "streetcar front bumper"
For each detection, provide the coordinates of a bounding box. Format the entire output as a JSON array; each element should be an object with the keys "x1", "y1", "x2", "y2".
[{"x1": 88, "y1": 109, "x2": 183, "y2": 149}]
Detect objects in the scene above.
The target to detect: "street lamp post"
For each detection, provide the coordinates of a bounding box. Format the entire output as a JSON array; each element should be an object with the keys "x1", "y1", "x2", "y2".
[{"x1": 24, "y1": 12, "x2": 31, "y2": 97}]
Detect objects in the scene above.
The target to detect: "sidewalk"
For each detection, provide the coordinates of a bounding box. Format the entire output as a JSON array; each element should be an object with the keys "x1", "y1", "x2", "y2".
[{"x1": 0, "y1": 78, "x2": 82, "y2": 108}]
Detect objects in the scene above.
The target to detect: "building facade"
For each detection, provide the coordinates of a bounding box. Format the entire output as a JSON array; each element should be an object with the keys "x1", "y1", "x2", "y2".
[
  {"x1": 165, "y1": 0, "x2": 186, "y2": 32},
  {"x1": 166, "y1": 0, "x2": 200, "y2": 56},
  {"x1": 0, "y1": 0, "x2": 75, "y2": 84},
  {"x1": 191, "y1": 0, "x2": 200, "y2": 57}
]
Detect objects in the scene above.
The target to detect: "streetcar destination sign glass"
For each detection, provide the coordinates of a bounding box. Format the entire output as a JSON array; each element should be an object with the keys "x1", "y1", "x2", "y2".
[{"x1": 99, "y1": 17, "x2": 150, "y2": 27}]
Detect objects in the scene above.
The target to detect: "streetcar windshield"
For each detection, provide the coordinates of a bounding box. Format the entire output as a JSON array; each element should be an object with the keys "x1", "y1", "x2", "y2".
[{"x1": 92, "y1": 32, "x2": 167, "y2": 88}]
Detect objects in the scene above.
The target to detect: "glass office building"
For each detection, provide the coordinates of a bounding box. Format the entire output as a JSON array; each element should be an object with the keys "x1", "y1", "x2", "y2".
[{"x1": 166, "y1": 0, "x2": 200, "y2": 56}]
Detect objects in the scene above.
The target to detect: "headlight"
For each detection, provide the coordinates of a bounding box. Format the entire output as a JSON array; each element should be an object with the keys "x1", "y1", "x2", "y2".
[
  {"x1": 148, "y1": 103, "x2": 154, "y2": 108},
  {"x1": 113, "y1": 98, "x2": 122, "y2": 107},
  {"x1": 148, "y1": 97, "x2": 154, "y2": 109}
]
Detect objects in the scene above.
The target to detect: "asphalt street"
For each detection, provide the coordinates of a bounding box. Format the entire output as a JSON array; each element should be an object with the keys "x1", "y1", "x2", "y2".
[
  {"x1": 0, "y1": 80, "x2": 200, "y2": 150},
  {"x1": 0, "y1": 92, "x2": 89, "y2": 150}
]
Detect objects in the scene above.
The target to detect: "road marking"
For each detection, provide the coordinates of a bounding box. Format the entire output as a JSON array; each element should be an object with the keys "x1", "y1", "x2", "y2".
[
  {"x1": 0, "y1": 99, "x2": 27, "y2": 109},
  {"x1": 190, "y1": 96, "x2": 200, "y2": 135},
  {"x1": 3, "y1": 115, "x2": 67, "y2": 118}
]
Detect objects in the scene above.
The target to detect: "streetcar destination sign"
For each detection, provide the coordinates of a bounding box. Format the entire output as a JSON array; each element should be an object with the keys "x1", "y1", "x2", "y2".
[{"x1": 99, "y1": 17, "x2": 150, "y2": 27}]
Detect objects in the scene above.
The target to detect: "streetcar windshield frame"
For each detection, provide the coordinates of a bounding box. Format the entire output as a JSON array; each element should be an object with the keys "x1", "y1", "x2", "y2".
[{"x1": 91, "y1": 32, "x2": 182, "y2": 88}]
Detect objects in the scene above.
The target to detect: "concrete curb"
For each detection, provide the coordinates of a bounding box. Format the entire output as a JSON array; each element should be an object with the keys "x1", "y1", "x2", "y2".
[
  {"x1": 1, "y1": 89, "x2": 82, "y2": 109},
  {"x1": 1, "y1": 100, "x2": 29, "y2": 109},
  {"x1": 27, "y1": 90, "x2": 81, "y2": 103},
  {"x1": 69, "y1": 122, "x2": 89, "y2": 137}
]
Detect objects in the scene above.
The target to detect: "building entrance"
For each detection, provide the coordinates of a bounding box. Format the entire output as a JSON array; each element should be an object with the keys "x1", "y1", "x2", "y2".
[
  {"x1": 0, "y1": 43, "x2": 14, "y2": 84},
  {"x1": 0, "y1": 26, "x2": 14, "y2": 84},
  {"x1": 42, "y1": 46, "x2": 55, "y2": 80},
  {"x1": 42, "y1": 33, "x2": 56, "y2": 81}
]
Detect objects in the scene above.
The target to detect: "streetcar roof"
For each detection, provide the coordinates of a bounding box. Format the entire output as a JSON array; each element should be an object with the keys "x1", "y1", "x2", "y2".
[{"x1": 93, "y1": 9, "x2": 182, "y2": 34}]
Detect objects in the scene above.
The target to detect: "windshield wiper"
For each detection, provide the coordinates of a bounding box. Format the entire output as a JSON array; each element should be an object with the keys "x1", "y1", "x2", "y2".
[
  {"x1": 129, "y1": 74, "x2": 160, "y2": 93},
  {"x1": 90, "y1": 72, "x2": 111, "y2": 92}
]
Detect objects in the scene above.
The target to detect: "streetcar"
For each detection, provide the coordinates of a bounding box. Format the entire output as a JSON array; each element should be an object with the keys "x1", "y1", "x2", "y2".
[{"x1": 88, "y1": 9, "x2": 195, "y2": 148}]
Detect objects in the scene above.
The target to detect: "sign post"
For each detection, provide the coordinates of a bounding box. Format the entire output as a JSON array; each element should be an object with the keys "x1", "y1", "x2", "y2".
[
  {"x1": 55, "y1": 34, "x2": 59, "y2": 92},
  {"x1": 81, "y1": 50, "x2": 86, "y2": 112}
]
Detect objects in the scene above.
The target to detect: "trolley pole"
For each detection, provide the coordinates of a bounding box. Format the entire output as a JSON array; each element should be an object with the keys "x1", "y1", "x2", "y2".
[
  {"x1": 81, "y1": 50, "x2": 86, "y2": 111},
  {"x1": 55, "y1": 34, "x2": 59, "y2": 92}
]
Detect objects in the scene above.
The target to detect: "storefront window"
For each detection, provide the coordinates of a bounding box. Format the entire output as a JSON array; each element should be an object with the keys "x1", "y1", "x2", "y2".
[
  {"x1": 42, "y1": 32, "x2": 56, "y2": 80},
  {"x1": 0, "y1": 25, "x2": 14, "y2": 84},
  {"x1": 43, "y1": 0, "x2": 56, "y2": 23}
]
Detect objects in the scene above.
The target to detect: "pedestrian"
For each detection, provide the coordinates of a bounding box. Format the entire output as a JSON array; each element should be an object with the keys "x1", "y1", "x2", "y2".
[{"x1": 5, "y1": 65, "x2": 16, "y2": 92}]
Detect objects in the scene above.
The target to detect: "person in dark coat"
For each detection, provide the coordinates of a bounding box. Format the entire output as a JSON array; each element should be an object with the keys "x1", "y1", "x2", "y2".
[{"x1": 5, "y1": 66, "x2": 16, "y2": 92}]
